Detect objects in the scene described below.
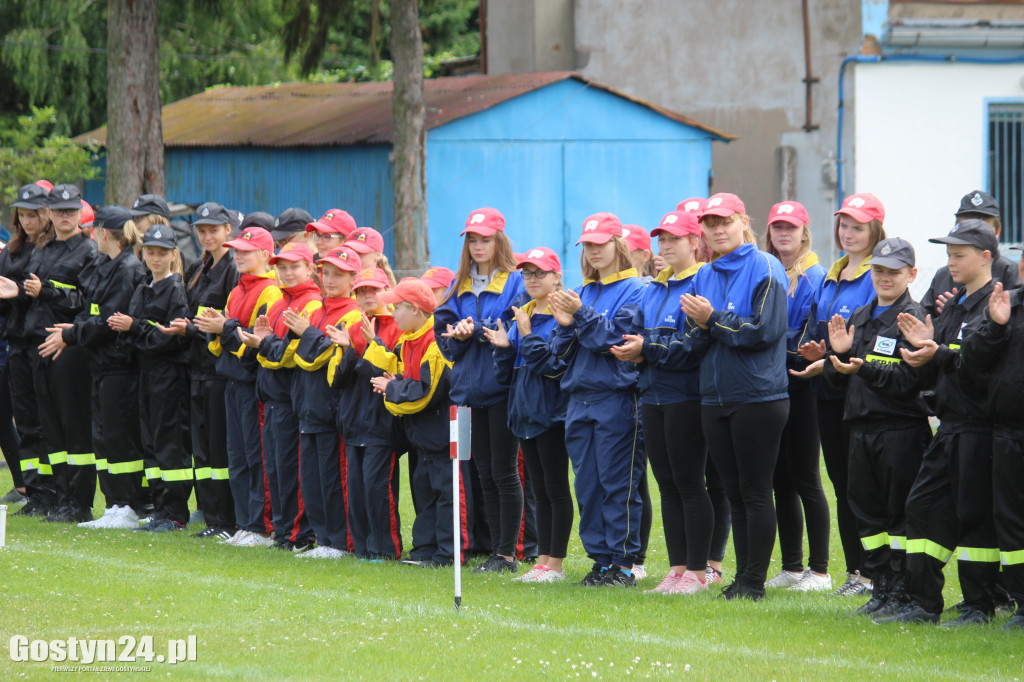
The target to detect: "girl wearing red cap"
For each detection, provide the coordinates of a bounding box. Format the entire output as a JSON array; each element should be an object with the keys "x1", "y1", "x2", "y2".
[
  {"x1": 484, "y1": 247, "x2": 573, "y2": 582},
  {"x1": 548, "y1": 212, "x2": 645, "y2": 587},
  {"x1": 347, "y1": 227, "x2": 397, "y2": 286},
  {"x1": 325, "y1": 268, "x2": 404, "y2": 560},
  {"x1": 421, "y1": 266, "x2": 456, "y2": 306},
  {"x1": 290, "y1": 247, "x2": 364, "y2": 559},
  {"x1": 306, "y1": 209, "x2": 357, "y2": 259},
  {"x1": 109, "y1": 224, "x2": 191, "y2": 531},
  {"x1": 613, "y1": 210, "x2": 717, "y2": 594},
  {"x1": 793, "y1": 192, "x2": 886, "y2": 597},
  {"x1": 239, "y1": 241, "x2": 323, "y2": 551},
  {"x1": 435, "y1": 207, "x2": 530, "y2": 573},
  {"x1": 675, "y1": 193, "x2": 791, "y2": 600},
  {"x1": 761, "y1": 201, "x2": 832, "y2": 592},
  {"x1": 196, "y1": 226, "x2": 281, "y2": 547}
]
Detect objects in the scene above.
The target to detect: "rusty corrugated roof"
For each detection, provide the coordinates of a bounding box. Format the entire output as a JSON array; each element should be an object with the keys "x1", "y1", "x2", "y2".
[{"x1": 75, "y1": 72, "x2": 732, "y2": 148}]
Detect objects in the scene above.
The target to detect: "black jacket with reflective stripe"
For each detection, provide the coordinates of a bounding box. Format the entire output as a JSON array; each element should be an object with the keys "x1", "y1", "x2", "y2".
[
  {"x1": 24, "y1": 233, "x2": 97, "y2": 341},
  {"x1": 183, "y1": 254, "x2": 238, "y2": 378}
]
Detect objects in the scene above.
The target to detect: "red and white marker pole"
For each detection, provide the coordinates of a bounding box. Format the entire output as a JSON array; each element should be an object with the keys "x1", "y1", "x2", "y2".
[{"x1": 450, "y1": 405, "x2": 470, "y2": 611}]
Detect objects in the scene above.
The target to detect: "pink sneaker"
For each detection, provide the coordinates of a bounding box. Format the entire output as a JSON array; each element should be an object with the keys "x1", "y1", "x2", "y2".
[
  {"x1": 644, "y1": 571, "x2": 683, "y2": 594},
  {"x1": 668, "y1": 570, "x2": 709, "y2": 595},
  {"x1": 705, "y1": 566, "x2": 723, "y2": 585}
]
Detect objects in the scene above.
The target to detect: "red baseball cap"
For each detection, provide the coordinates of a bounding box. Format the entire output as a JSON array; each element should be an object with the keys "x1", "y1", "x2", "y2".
[
  {"x1": 353, "y1": 267, "x2": 391, "y2": 290},
  {"x1": 516, "y1": 247, "x2": 562, "y2": 273},
  {"x1": 306, "y1": 209, "x2": 357, "y2": 237},
  {"x1": 677, "y1": 197, "x2": 707, "y2": 214},
  {"x1": 420, "y1": 266, "x2": 456, "y2": 290},
  {"x1": 269, "y1": 241, "x2": 315, "y2": 265},
  {"x1": 317, "y1": 245, "x2": 361, "y2": 272},
  {"x1": 835, "y1": 192, "x2": 885, "y2": 224},
  {"x1": 701, "y1": 193, "x2": 746, "y2": 219},
  {"x1": 346, "y1": 227, "x2": 384, "y2": 254},
  {"x1": 379, "y1": 277, "x2": 437, "y2": 314},
  {"x1": 576, "y1": 212, "x2": 624, "y2": 245},
  {"x1": 35, "y1": 179, "x2": 54, "y2": 192},
  {"x1": 768, "y1": 201, "x2": 810, "y2": 228},
  {"x1": 80, "y1": 201, "x2": 95, "y2": 228},
  {"x1": 225, "y1": 226, "x2": 274, "y2": 252},
  {"x1": 461, "y1": 207, "x2": 505, "y2": 237},
  {"x1": 622, "y1": 225, "x2": 651, "y2": 252},
  {"x1": 651, "y1": 211, "x2": 701, "y2": 238}
]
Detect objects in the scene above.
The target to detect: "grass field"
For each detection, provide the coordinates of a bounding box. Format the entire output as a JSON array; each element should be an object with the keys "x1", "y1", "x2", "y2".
[{"x1": 0, "y1": 459, "x2": 1020, "y2": 681}]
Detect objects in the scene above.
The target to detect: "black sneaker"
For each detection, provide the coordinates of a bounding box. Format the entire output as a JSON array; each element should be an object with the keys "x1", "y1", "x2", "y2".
[
  {"x1": 940, "y1": 607, "x2": 991, "y2": 629},
  {"x1": 272, "y1": 540, "x2": 296, "y2": 551},
  {"x1": 601, "y1": 567, "x2": 638, "y2": 588},
  {"x1": 44, "y1": 506, "x2": 74, "y2": 523},
  {"x1": 874, "y1": 603, "x2": 940, "y2": 625},
  {"x1": 192, "y1": 526, "x2": 228, "y2": 539},
  {"x1": 719, "y1": 580, "x2": 741, "y2": 599},
  {"x1": 944, "y1": 600, "x2": 968, "y2": 614},
  {"x1": 578, "y1": 564, "x2": 608, "y2": 586},
  {"x1": 1000, "y1": 613, "x2": 1024, "y2": 630},
  {"x1": 14, "y1": 499, "x2": 49, "y2": 517},
  {"x1": 135, "y1": 518, "x2": 185, "y2": 533},
  {"x1": 473, "y1": 554, "x2": 518, "y2": 573},
  {"x1": 68, "y1": 507, "x2": 92, "y2": 523},
  {"x1": 722, "y1": 582, "x2": 766, "y2": 601}
]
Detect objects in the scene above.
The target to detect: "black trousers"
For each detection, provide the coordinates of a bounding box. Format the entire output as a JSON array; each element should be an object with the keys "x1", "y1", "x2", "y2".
[
  {"x1": 470, "y1": 401, "x2": 523, "y2": 557},
  {"x1": 299, "y1": 431, "x2": 348, "y2": 549},
  {"x1": 346, "y1": 443, "x2": 402, "y2": 559},
  {"x1": 191, "y1": 376, "x2": 235, "y2": 528},
  {"x1": 637, "y1": 464, "x2": 652, "y2": 565},
  {"x1": 707, "y1": 457, "x2": 731, "y2": 562},
  {"x1": 992, "y1": 429, "x2": 1024, "y2": 611},
  {"x1": 9, "y1": 345, "x2": 50, "y2": 504},
  {"x1": 703, "y1": 399, "x2": 789, "y2": 589},
  {"x1": 847, "y1": 420, "x2": 931, "y2": 579},
  {"x1": 905, "y1": 427, "x2": 998, "y2": 614},
  {"x1": 410, "y1": 449, "x2": 456, "y2": 565},
  {"x1": 92, "y1": 370, "x2": 145, "y2": 510},
  {"x1": 774, "y1": 383, "x2": 831, "y2": 574},
  {"x1": 818, "y1": 397, "x2": 861, "y2": 575},
  {"x1": 140, "y1": 362, "x2": 192, "y2": 525},
  {"x1": 643, "y1": 401, "x2": 713, "y2": 571},
  {"x1": 262, "y1": 399, "x2": 312, "y2": 545},
  {"x1": 520, "y1": 423, "x2": 573, "y2": 560},
  {"x1": 33, "y1": 345, "x2": 94, "y2": 512},
  {"x1": 0, "y1": 365, "x2": 23, "y2": 488}
]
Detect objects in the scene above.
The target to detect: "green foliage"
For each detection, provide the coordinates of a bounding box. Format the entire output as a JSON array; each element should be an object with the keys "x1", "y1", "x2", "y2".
[{"x1": 0, "y1": 106, "x2": 99, "y2": 207}]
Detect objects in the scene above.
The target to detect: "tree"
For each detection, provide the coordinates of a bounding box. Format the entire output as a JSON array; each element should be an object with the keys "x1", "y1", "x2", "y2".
[
  {"x1": 105, "y1": 0, "x2": 164, "y2": 205},
  {"x1": 390, "y1": 0, "x2": 428, "y2": 274}
]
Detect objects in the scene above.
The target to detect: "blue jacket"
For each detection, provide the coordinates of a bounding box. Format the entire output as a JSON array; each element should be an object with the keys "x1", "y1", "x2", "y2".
[
  {"x1": 492, "y1": 300, "x2": 571, "y2": 440},
  {"x1": 549, "y1": 268, "x2": 644, "y2": 396},
  {"x1": 799, "y1": 254, "x2": 877, "y2": 400},
  {"x1": 677, "y1": 243, "x2": 789, "y2": 406},
  {"x1": 434, "y1": 269, "x2": 527, "y2": 408},
  {"x1": 784, "y1": 253, "x2": 827, "y2": 381},
  {"x1": 635, "y1": 263, "x2": 704, "y2": 405}
]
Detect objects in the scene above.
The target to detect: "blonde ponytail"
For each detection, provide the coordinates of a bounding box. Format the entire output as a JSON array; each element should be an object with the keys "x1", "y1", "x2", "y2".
[{"x1": 376, "y1": 253, "x2": 398, "y2": 286}]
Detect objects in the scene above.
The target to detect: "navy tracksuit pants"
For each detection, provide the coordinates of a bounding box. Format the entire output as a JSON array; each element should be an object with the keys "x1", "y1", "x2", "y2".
[
  {"x1": 410, "y1": 448, "x2": 456, "y2": 565},
  {"x1": 299, "y1": 431, "x2": 348, "y2": 550},
  {"x1": 262, "y1": 399, "x2": 313, "y2": 545},
  {"x1": 225, "y1": 380, "x2": 268, "y2": 534},
  {"x1": 564, "y1": 391, "x2": 644, "y2": 568},
  {"x1": 346, "y1": 443, "x2": 402, "y2": 559}
]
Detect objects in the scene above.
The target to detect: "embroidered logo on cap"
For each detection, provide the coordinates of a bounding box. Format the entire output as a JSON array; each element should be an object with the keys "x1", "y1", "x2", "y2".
[
  {"x1": 527, "y1": 249, "x2": 544, "y2": 259},
  {"x1": 470, "y1": 213, "x2": 486, "y2": 224},
  {"x1": 22, "y1": 191, "x2": 28, "y2": 199},
  {"x1": 777, "y1": 204, "x2": 794, "y2": 214},
  {"x1": 153, "y1": 229, "x2": 162, "y2": 239},
  {"x1": 357, "y1": 233, "x2": 367, "y2": 242},
  {"x1": 61, "y1": 190, "x2": 70, "y2": 200},
  {"x1": 242, "y1": 231, "x2": 253, "y2": 240},
  {"x1": 274, "y1": 218, "x2": 280, "y2": 227},
  {"x1": 621, "y1": 228, "x2": 631, "y2": 238},
  {"x1": 880, "y1": 243, "x2": 893, "y2": 256},
  {"x1": 133, "y1": 199, "x2": 140, "y2": 207},
  {"x1": 201, "y1": 207, "x2": 210, "y2": 217},
  {"x1": 584, "y1": 220, "x2": 599, "y2": 232},
  {"x1": 683, "y1": 201, "x2": 700, "y2": 212},
  {"x1": 707, "y1": 197, "x2": 723, "y2": 208},
  {"x1": 950, "y1": 223, "x2": 960, "y2": 233},
  {"x1": 282, "y1": 243, "x2": 297, "y2": 251},
  {"x1": 325, "y1": 212, "x2": 334, "y2": 220},
  {"x1": 848, "y1": 197, "x2": 866, "y2": 208},
  {"x1": 663, "y1": 215, "x2": 678, "y2": 224},
  {"x1": 971, "y1": 192, "x2": 983, "y2": 207}
]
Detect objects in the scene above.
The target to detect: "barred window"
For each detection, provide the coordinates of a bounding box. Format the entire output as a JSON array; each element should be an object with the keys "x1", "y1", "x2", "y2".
[{"x1": 987, "y1": 101, "x2": 1024, "y2": 243}]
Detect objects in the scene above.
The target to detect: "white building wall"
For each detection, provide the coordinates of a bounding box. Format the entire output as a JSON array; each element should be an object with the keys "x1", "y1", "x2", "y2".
[{"x1": 854, "y1": 62, "x2": 1024, "y2": 296}]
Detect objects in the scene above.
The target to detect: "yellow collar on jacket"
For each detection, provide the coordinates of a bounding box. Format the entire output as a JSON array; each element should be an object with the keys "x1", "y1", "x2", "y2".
[
  {"x1": 583, "y1": 267, "x2": 639, "y2": 286},
  {"x1": 653, "y1": 262, "x2": 705, "y2": 284},
  {"x1": 399, "y1": 315, "x2": 435, "y2": 343},
  {"x1": 457, "y1": 269, "x2": 511, "y2": 296},
  {"x1": 825, "y1": 253, "x2": 872, "y2": 283}
]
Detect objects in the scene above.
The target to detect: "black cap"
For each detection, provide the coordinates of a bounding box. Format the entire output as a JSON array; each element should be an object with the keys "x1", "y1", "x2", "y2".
[
  {"x1": 928, "y1": 218, "x2": 1000, "y2": 255},
  {"x1": 11, "y1": 184, "x2": 49, "y2": 210},
  {"x1": 956, "y1": 190, "x2": 1000, "y2": 218},
  {"x1": 141, "y1": 224, "x2": 177, "y2": 250},
  {"x1": 226, "y1": 209, "x2": 243, "y2": 230},
  {"x1": 47, "y1": 184, "x2": 83, "y2": 210},
  {"x1": 239, "y1": 211, "x2": 276, "y2": 231},
  {"x1": 272, "y1": 207, "x2": 314, "y2": 241},
  {"x1": 871, "y1": 237, "x2": 915, "y2": 269},
  {"x1": 130, "y1": 194, "x2": 170, "y2": 219},
  {"x1": 192, "y1": 202, "x2": 232, "y2": 226},
  {"x1": 93, "y1": 205, "x2": 133, "y2": 232}
]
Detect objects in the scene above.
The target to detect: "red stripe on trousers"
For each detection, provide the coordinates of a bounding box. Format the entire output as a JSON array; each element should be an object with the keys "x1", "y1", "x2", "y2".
[
  {"x1": 290, "y1": 441, "x2": 305, "y2": 543},
  {"x1": 339, "y1": 440, "x2": 354, "y2": 552},
  {"x1": 387, "y1": 450, "x2": 401, "y2": 559},
  {"x1": 516, "y1": 446, "x2": 527, "y2": 560},
  {"x1": 259, "y1": 401, "x2": 273, "y2": 535}
]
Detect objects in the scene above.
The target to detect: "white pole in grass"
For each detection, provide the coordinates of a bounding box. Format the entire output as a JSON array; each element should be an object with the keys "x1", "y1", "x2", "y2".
[
  {"x1": 0, "y1": 504, "x2": 7, "y2": 548},
  {"x1": 450, "y1": 405, "x2": 471, "y2": 611}
]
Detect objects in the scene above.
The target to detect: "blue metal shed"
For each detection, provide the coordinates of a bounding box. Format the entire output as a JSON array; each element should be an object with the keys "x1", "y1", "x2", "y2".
[{"x1": 76, "y1": 73, "x2": 730, "y2": 283}]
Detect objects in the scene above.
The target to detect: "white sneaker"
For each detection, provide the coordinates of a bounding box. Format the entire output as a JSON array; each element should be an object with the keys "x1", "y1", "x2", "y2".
[
  {"x1": 318, "y1": 547, "x2": 349, "y2": 559},
  {"x1": 513, "y1": 564, "x2": 547, "y2": 582},
  {"x1": 789, "y1": 571, "x2": 833, "y2": 592},
  {"x1": 235, "y1": 532, "x2": 274, "y2": 547},
  {"x1": 632, "y1": 564, "x2": 647, "y2": 580},
  {"x1": 104, "y1": 506, "x2": 141, "y2": 530},
  {"x1": 765, "y1": 569, "x2": 805, "y2": 588},
  {"x1": 531, "y1": 567, "x2": 565, "y2": 583},
  {"x1": 79, "y1": 506, "x2": 119, "y2": 528},
  {"x1": 297, "y1": 546, "x2": 326, "y2": 558},
  {"x1": 223, "y1": 530, "x2": 251, "y2": 545}
]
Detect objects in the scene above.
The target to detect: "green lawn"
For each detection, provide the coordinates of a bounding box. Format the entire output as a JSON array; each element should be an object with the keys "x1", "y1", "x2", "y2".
[{"x1": 0, "y1": 459, "x2": 1020, "y2": 681}]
